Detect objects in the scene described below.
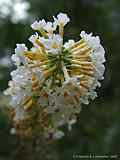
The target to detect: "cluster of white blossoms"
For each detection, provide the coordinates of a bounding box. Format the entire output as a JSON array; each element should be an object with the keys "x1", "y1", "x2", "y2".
[{"x1": 4, "y1": 13, "x2": 105, "y2": 139}]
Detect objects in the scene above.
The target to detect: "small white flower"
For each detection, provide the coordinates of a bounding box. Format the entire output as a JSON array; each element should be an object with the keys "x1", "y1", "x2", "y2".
[
  {"x1": 94, "y1": 63, "x2": 105, "y2": 80},
  {"x1": 29, "y1": 33, "x2": 41, "y2": 49},
  {"x1": 91, "y1": 47, "x2": 105, "y2": 80},
  {"x1": 80, "y1": 31, "x2": 100, "y2": 49},
  {"x1": 29, "y1": 33, "x2": 39, "y2": 44},
  {"x1": 79, "y1": 88, "x2": 97, "y2": 105},
  {"x1": 63, "y1": 76, "x2": 82, "y2": 87},
  {"x1": 40, "y1": 34, "x2": 63, "y2": 55},
  {"x1": 12, "y1": 44, "x2": 28, "y2": 66},
  {"x1": 64, "y1": 40, "x2": 75, "y2": 49},
  {"x1": 55, "y1": 13, "x2": 70, "y2": 26},
  {"x1": 15, "y1": 44, "x2": 28, "y2": 55},
  {"x1": 44, "y1": 22, "x2": 57, "y2": 33},
  {"x1": 11, "y1": 54, "x2": 20, "y2": 66},
  {"x1": 89, "y1": 90, "x2": 97, "y2": 100},
  {"x1": 90, "y1": 46, "x2": 105, "y2": 64},
  {"x1": 4, "y1": 66, "x2": 33, "y2": 110},
  {"x1": 6, "y1": 66, "x2": 32, "y2": 93},
  {"x1": 44, "y1": 22, "x2": 52, "y2": 32},
  {"x1": 31, "y1": 19, "x2": 46, "y2": 30},
  {"x1": 80, "y1": 95, "x2": 89, "y2": 105},
  {"x1": 30, "y1": 47, "x2": 38, "y2": 53}
]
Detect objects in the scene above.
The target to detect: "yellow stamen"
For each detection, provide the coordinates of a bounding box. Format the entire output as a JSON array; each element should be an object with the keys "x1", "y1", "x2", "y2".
[
  {"x1": 72, "y1": 53, "x2": 91, "y2": 58},
  {"x1": 52, "y1": 42, "x2": 59, "y2": 49},
  {"x1": 70, "y1": 64, "x2": 93, "y2": 70},
  {"x1": 22, "y1": 97, "x2": 32, "y2": 106},
  {"x1": 32, "y1": 80, "x2": 39, "y2": 88},
  {"x1": 43, "y1": 66, "x2": 56, "y2": 78},
  {"x1": 71, "y1": 43, "x2": 87, "y2": 52},
  {"x1": 61, "y1": 61, "x2": 70, "y2": 81},
  {"x1": 72, "y1": 57, "x2": 91, "y2": 62},
  {"x1": 32, "y1": 86, "x2": 40, "y2": 91},
  {"x1": 35, "y1": 39, "x2": 46, "y2": 54},
  {"x1": 70, "y1": 39, "x2": 85, "y2": 49},
  {"x1": 24, "y1": 51, "x2": 45, "y2": 61},
  {"x1": 71, "y1": 60, "x2": 93, "y2": 65},
  {"x1": 72, "y1": 47, "x2": 92, "y2": 55},
  {"x1": 32, "y1": 74, "x2": 37, "y2": 81},
  {"x1": 39, "y1": 28, "x2": 48, "y2": 38},
  {"x1": 80, "y1": 70, "x2": 94, "y2": 77},
  {"x1": 24, "y1": 99, "x2": 33, "y2": 111},
  {"x1": 29, "y1": 60, "x2": 50, "y2": 68},
  {"x1": 35, "y1": 39, "x2": 44, "y2": 48},
  {"x1": 80, "y1": 82, "x2": 89, "y2": 89}
]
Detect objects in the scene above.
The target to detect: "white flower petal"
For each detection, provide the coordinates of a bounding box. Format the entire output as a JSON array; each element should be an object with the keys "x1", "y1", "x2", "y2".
[
  {"x1": 64, "y1": 40, "x2": 75, "y2": 49},
  {"x1": 31, "y1": 19, "x2": 46, "y2": 30},
  {"x1": 56, "y1": 13, "x2": 70, "y2": 26}
]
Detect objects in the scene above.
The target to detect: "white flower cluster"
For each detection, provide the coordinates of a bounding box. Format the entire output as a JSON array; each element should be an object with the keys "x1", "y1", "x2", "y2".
[{"x1": 4, "y1": 13, "x2": 105, "y2": 139}]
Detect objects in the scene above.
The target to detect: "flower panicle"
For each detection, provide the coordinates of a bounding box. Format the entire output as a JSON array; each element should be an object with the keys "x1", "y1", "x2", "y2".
[{"x1": 4, "y1": 12, "x2": 105, "y2": 140}]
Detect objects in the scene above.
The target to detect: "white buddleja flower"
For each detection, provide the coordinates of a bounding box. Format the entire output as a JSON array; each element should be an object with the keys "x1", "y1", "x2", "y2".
[
  {"x1": 31, "y1": 19, "x2": 46, "y2": 30},
  {"x1": 15, "y1": 44, "x2": 28, "y2": 55},
  {"x1": 4, "y1": 13, "x2": 105, "y2": 139},
  {"x1": 80, "y1": 31, "x2": 100, "y2": 49},
  {"x1": 11, "y1": 44, "x2": 28, "y2": 66},
  {"x1": 55, "y1": 13, "x2": 70, "y2": 27},
  {"x1": 44, "y1": 22, "x2": 57, "y2": 34},
  {"x1": 40, "y1": 34, "x2": 63, "y2": 55},
  {"x1": 29, "y1": 33, "x2": 39, "y2": 46},
  {"x1": 11, "y1": 54, "x2": 20, "y2": 66},
  {"x1": 44, "y1": 22, "x2": 53, "y2": 32},
  {"x1": 64, "y1": 40, "x2": 75, "y2": 49},
  {"x1": 4, "y1": 66, "x2": 32, "y2": 104}
]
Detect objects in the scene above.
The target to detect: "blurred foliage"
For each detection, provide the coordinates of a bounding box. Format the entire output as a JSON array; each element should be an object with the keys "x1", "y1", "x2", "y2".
[{"x1": 0, "y1": 0, "x2": 120, "y2": 160}]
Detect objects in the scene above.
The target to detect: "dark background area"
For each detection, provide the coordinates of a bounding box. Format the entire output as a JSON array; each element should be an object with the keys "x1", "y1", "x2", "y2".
[{"x1": 0, "y1": 0, "x2": 120, "y2": 159}]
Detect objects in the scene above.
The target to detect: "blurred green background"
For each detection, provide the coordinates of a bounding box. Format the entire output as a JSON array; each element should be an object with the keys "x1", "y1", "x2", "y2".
[{"x1": 0, "y1": 0, "x2": 120, "y2": 159}]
